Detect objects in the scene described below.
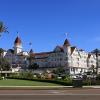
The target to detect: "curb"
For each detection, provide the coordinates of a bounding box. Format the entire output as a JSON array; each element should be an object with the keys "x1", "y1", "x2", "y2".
[
  {"x1": 0, "y1": 86, "x2": 100, "y2": 90},
  {"x1": 0, "y1": 86, "x2": 72, "y2": 90}
]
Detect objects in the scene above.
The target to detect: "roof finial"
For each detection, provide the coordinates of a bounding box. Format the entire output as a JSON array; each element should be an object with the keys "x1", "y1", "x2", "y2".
[
  {"x1": 29, "y1": 41, "x2": 33, "y2": 53},
  {"x1": 17, "y1": 31, "x2": 19, "y2": 37},
  {"x1": 63, "y1": 32, "x2": 71, "y2": 46},
  {"x1": 29, "y1": 41, "x2": 32, "y2": 49},
  {"x1": 65, "y1": 32, "x2": 69, "y2": 39}
]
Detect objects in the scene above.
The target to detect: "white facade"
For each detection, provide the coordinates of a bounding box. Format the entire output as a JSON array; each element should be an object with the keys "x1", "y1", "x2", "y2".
[
  {"x1": 87, "y1": 54, "x2": 96, "y2": 69},
  {"x1": 14, "y1": 45, "x2": 22, "y2": 54},
  {"x1": 14, "y1": 36, "x2": 22, "y2": 54},
  {"x1": 32, "y1": 38, "x2": 96, "y2": 76},
  {"x1": 4, "y1": 36, "x2": 28, "y2": 72},
  {"x1": 2, "y1": 36, "x2": 97, "y2": 75}
]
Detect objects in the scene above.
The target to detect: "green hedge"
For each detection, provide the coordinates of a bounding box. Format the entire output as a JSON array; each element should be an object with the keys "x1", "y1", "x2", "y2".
[
  {"x1": 82, "y1": 79, "x2": 97, "y2": 85},
  {"x1": 8, "y1": 77, "x2": 100, "y2": 86},
  {"x1": 8, "y1": 72, "x2": 100, "y2": 86},
  {"x1": 7, "y1": 77, "x2": 72, "y2": 86}
]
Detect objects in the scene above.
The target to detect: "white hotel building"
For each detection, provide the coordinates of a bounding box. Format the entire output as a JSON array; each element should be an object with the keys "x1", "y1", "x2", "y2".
[
  {"x1": 31, "y1": 38, "x2": 96, "y2": 75},
  {"x1": 2, "y1": 36, "x2": 97, "y2": 75}
]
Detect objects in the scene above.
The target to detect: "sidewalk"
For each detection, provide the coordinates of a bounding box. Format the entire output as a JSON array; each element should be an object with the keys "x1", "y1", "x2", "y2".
[
  {"x1": 0, "y1": 86, "x2": 100, "y2": 90},
  {"x1": 0, "y1": 86, "x2": 72, "y2": 90},
  {"x1": 83, "y1": 86, "x2": 100, "y2": 88}
]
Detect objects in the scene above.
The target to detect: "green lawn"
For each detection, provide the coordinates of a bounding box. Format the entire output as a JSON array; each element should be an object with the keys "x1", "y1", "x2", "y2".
[{"x1": 0, "y1": 79, "x2": 62, "y2": 86}]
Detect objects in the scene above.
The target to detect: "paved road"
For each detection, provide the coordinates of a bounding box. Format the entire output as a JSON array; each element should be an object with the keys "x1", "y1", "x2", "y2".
[
  {"x1": 0, "y1": 89, "x2": 100, "y2": 100},
  {"x1": 0, "y1": 95, "x2": 100, "y2": 100},
  {"x1": 0, "y1": 88, "x2": 100, "y2": 94}
]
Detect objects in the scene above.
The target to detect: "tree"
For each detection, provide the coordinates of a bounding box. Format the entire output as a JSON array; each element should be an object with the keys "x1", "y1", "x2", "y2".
[
  {"x1": 0, "y1": 21, "x2": 9, "y2": 36},
  {"x1": 0, "y1": 57, "x2": 11, "y2": 71},
  {"x1": 88, "y1": 65, "x2": 96, "y2": 78},
  {"x1": 0, "y1": 48, "x2": 4, "y2": 56},
  {"x1": 91, "y1": 49, "x2": 100, "y2": 74},
  {"x1": 91, "y1": 65, "x2": 96, "y2": 74},
  {"x1": 28, "y1": 63, "x2": 39, "y2": 71},
  {"x1": 52, "y1": 67, "x2": 66, "y2": 76}
]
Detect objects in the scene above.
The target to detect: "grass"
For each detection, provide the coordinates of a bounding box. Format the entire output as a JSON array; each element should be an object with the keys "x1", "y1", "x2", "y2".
[{"x1": 0, "y1": 79, "x2": 62, "y2": 86}]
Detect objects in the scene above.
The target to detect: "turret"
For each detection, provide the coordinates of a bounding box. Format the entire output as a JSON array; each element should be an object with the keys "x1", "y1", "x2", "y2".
[
  {"x1": 14, "y1": 36, "x2": 22, "y2": 54},
  {"x1": 63, "y1": 38, "x2": 71, "y2": 54}
]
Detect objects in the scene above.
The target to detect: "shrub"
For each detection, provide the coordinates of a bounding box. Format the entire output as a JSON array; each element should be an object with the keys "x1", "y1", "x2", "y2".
[{"x1": 8, "y1": 76, "x2": 72, "y2": 86}]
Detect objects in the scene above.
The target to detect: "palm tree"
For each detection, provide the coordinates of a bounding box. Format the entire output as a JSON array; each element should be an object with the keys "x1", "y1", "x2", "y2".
[
  {"x1": 0, "y1": 21, "x2": 8, "y2": 56},
  {"x1": 0, "y1": 48, "x2": 4, "y2": 57},
  {"x1": 0, "y1": 21, "x2": 9, "y2": 36},
  {"x1": 0, "y1": 57, "x2": 11, "y2": 71}
]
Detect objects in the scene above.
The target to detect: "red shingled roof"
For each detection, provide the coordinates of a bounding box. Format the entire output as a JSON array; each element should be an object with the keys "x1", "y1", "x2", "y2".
[
  {"x1": 71, "y1": 46, "x2": 76, "y2": 54},
  {"x1": 63, "y1": 39, "x2": 70, "y2": 46},
  {"x1": 14, "y1": 36, "x2": 21, "y2": 44}
]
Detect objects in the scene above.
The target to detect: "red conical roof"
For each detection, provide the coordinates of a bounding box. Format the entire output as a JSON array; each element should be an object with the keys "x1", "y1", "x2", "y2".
[
  {"x1": 14, "y1": 36, "x2": 21, "y2": 44},
  {"x1": 63, "y1": 39, "x2": 70, "y2": 46}
]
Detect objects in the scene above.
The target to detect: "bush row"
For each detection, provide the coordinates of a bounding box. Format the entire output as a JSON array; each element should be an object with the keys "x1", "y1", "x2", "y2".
[
  {"x1": 8, "y1": 76, "x2": 72, "y2": 86},
  {"x1": 7, "y1": 72, "x2": 100, "y2": 86}
]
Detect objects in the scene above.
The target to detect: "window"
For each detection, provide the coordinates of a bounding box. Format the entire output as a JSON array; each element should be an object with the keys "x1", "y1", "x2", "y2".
[
  {"x1": 71, "y1": 68, "x2": 75, "y2": 72},
  {"x1": 65, "y1": 57, "x2": 68, "y2": 60},
  {"x1": 81, "y1": 68, "x2": 83, "y2": 72},
  {"x1": 91, "y1": 61, "x2": 93, "y2": 63},
  {"x1": 76, "y1": 68, "x2": 78, "y2": 71},
  {"x1": 60, "y1": 58, "x2": 62, "y2": 61},
  {"x1": 71, "y1": 68, "x2": 73, "y2": 71},
  {"x1": 77, "y1": 62, "x2": 79, "y2": 66},
  {"x1": 78, "y1": 58, "x2": 80, "y2": 61}
]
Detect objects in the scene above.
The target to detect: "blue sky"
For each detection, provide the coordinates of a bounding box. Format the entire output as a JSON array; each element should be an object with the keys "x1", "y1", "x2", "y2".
[{"x1": 0, "y1": 0, "x2": 100, "y2": 52}]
